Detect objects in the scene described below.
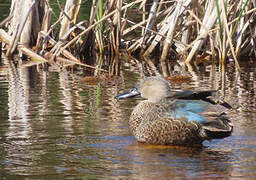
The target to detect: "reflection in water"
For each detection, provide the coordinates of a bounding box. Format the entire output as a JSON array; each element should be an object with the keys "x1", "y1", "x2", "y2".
[
  {"x1": 125, "y1": 144, "x2": 233, "y2": 179},
  {"x1": 59, "y1": 68, "x2": 74, "y2": 134},
  {"x1": 7, "y1": 61, "x2": 31, "y2": 136},
  {"x1": 0, "y1": 57, "x2": 256, "y2": 179},
  {"x1": 4, "y1": 61, "x2": 34, "y2": 175}
]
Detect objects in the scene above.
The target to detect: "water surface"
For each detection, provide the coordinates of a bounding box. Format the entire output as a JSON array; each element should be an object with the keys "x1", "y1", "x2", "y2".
[{"x1": 0, "y1": 58, "x2": 256, "y2": 179}]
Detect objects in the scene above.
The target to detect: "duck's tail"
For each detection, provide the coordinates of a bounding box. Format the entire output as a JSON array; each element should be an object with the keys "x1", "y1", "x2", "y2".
[{"x1": 201, "y1": 114, "x2": 233, "y2": 140}]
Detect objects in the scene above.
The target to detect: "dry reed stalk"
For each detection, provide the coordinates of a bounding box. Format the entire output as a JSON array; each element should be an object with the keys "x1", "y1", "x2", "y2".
[
  {"x1": 59, "y1": 0, "x2": 75, "y2": 40},
  {"x1": 41, "y1": 1, "x2": 52, "y2": 33},
  {"x1": 112, "y1": 0, "x2": 122, "y2": 51},
  {"x1": 90, "y1": 0, "x2": 98, "y2": 25},
  {"x1": 210, "y1": 35, "x2": 216, "y2": 63},
  {"x1": 234, "y1": 1, "x2": 244, "y2": 57},
  {"x1": 157, "y1": 0, "x2": 164, "y2": 14},
  {"x1": 35, "y1": 1, "x2": 53, "y2": 53},
  {"x1": 60, "y1": 0, "x2": 144, "y2": 54},
  {"x1": 123, "y1": 0, "x2": 173, "y2": 35},
  {"x1": 142, "y1": 55, "x2": 158, "y2": 73},
  {"x1": 2, "y1": 0, "x2": 255, "y2": 75},
  {"x1": 0, "y1": 29, "x2": 47, "y2": 63},
  {"x1": 142, "y1": 0, "x2": 159, "y2": 46},
  {"x1": 53, "y1": 19, "x2": 86, "y2": 60},
  {"x1": 127, "y1": 37, "x2": 143, "y2": 52},
  {"x1": 186, "y1": 10, "x2": 217, "y2": 61},
  {"x1": 185, "y1": 0, "x2": 218, "y2": 64},
  {"x1": 94, "y1": 54, "x2": 104, "y2": 75},
  {"x1": 220, "y1": 0, "x2": 240, "y2": 71},
  {"x1": 73, "y1": 0, "x2": 81, "y2": 24},
  {"x1": 233, "y1": 0, "x2": 252, "y2": 58},
  {"x1": 160, "y1": 0, "x2": 191, "y2": 77},
  {"x1": 39, "y1": 31, "x2": 104, "y2": 71},
  {"x1": 121, "y1": 0, "x2": 255, "y2": 71},
  {"x1": 109, "y1": 0, "x2": 122, "y2": 75},
  {"x1": 182, "y1": 7, "x2": 256, "y2": 53},
  {"x1": 120, "y1": 18, "x2": 126, "y2": 36},
  {"x1": 139, "y1": 0, "x2": 146, "y2": 10},
  {"x1": 122, "y1": 19, "x2": 147, "y2": 36},
  {"x1": 6, "y1": 0, "x2": 36, "y2": 57},
  {"x1": 143, "y1": 5, "x2": 175, "y2": 56},
  {"x1": 19, "y1": 0, "x2": 36, "y2": 47},
  {"x1": 179, "y1": 14, "x2": 192, "y2": 55},
  {"x1": 247, "y1": 25, "x2": 256, "y2": 57},
  {"x1": 56, "y1": 56, "x2": 107, "y2": 72},
  {"x1": 141, "y1": 0, "x2": 146, "y2": 35},
  {"x1": 122, "y1": 5, "x2": 173, "y2": 52}
]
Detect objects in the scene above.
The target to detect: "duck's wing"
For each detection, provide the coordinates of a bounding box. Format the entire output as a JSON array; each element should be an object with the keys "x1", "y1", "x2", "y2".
[
  {"x1": 168, "y1": 99, "x2": 233, "y2": 140},
  {"x1": 201, "y1": 114, "x2": 233, "y2": 139},
  {"x1": 169, "y1": 90, "x2": 232, "y2": 109},
  {"x1": 170, "y1": 99, "x2": 227, "y2": 122}
]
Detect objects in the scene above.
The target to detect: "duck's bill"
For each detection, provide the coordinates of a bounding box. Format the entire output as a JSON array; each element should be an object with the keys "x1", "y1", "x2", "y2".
[{"x1": 115, "y1": 88, "x2": 141, "y2": 100}]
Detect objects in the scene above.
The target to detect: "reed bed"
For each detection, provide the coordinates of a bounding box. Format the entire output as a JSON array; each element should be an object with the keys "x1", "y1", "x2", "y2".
[{"x1": 0, "y1": 0, "x2": 255, "y2": 76}]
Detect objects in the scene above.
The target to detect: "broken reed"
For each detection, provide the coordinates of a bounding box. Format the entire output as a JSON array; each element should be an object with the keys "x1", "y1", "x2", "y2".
[{"x1": 0, "y1": 0, "x2": 255, "y2": 76}]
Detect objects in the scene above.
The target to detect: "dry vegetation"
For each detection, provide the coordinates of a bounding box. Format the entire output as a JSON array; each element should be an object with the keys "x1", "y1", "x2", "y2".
[{"x1": 0, "y1": 0, "x2": 255, "y2": 76}]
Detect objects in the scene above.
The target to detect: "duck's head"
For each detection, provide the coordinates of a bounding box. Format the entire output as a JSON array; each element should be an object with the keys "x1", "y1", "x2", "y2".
[{"x1": 115, "y1": 76, "x2": 171, "y2": 103}]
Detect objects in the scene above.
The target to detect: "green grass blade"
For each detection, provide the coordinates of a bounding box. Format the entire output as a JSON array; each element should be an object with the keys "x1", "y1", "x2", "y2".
[
  {"x1": 216, "y1": 0, "x2": 223, "y2": 40},
  {"x1": 231, "y1": 0, "x2": 249, "y2": 37}
]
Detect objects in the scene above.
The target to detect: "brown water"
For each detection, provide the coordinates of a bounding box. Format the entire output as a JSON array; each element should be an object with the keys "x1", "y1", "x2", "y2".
[{"x1": 0, "y1": 57, "x2": 256, "y2": 180}]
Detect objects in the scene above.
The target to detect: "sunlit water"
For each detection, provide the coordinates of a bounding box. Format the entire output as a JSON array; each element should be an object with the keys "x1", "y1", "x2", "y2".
[{"x1": 0, "y1": 58, "x2": 256, "y2": 179}]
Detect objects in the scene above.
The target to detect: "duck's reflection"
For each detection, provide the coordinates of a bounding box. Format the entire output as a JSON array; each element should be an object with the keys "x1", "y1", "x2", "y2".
[{"x1": 122, "y1": 142, "x2": 233, "y2": 179}]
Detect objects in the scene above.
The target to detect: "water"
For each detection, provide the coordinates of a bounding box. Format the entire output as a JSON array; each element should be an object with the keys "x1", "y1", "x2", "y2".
[
  {"x1": 0, "y1": 57, "x2": 255, "y2": 179},
  {"x1": 1, "y1": 1, "x2": 256, "y2": 179}
]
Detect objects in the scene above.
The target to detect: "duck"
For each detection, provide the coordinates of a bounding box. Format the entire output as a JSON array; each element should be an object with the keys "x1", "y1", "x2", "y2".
[{"x1": 115, "y1": 76, "x2": 233, "y2": 145}]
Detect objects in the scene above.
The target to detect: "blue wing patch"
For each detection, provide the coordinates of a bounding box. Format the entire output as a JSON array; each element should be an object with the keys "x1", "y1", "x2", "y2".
[{"x1": 167, "y1": 100, "x2": 209, "y2": 123}]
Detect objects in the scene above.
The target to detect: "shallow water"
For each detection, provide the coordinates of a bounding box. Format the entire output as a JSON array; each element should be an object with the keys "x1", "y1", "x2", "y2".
[{"x1": 0, "y1": 58, "x2": 256, "y2": 179}]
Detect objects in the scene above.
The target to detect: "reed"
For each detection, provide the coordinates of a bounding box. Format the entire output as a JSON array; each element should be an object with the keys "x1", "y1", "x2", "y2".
[{"x1": 0, "y1": 0, "x2": 255, "y2": 75}]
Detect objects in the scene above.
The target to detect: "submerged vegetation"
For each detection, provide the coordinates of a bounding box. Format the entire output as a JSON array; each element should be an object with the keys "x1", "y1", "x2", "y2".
[{"x1": 0, "y1": 0, "x2": 255, "y2": 76}]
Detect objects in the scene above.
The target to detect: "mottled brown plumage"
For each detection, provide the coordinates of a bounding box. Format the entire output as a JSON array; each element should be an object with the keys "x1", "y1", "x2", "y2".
[
  {"x1": 129, "y1": 99, "x2": 203, "y2": 145},
  {"x1": 115, "y1": 76, "x2": 233, "y2": 145}
]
